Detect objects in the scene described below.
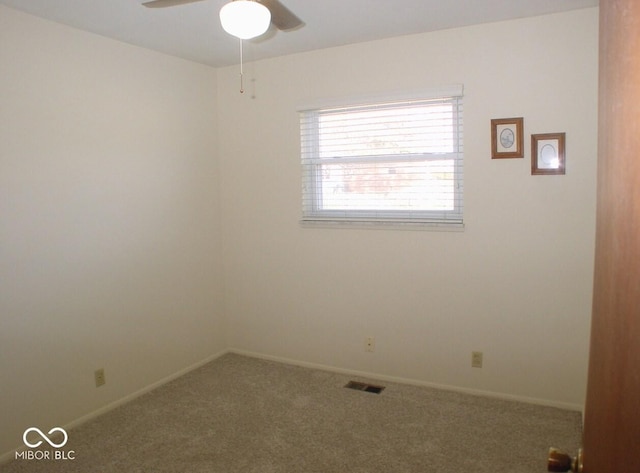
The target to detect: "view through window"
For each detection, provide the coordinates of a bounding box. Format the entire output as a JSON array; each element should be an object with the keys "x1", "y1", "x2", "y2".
[{"x1": 300, "y1": 91, "x2": 463, "y2": 226}]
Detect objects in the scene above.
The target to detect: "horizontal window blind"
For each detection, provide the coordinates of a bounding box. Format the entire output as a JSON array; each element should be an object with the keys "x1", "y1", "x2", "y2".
[{"x1": 300, "y1": 89, "x2": 463, "y2": 226}]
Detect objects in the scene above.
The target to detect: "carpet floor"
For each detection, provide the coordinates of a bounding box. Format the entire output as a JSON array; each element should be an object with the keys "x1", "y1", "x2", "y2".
[{"x1": 1, "y1": 353, "x2": 582, "y2": 472}]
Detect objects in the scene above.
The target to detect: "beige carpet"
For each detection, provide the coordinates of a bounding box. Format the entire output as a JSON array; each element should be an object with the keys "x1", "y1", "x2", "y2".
[{"x1": 1, "y1": 353, "x2": 582, "y2": 472}]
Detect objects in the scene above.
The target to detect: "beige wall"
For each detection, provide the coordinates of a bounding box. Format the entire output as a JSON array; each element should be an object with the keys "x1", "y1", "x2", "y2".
[
  {"x1": 219, "y1": 8, "x2": 598, "y2": 410},
  {"x1": 0, "y1": 6, "x2": 224, "y2": 457}
]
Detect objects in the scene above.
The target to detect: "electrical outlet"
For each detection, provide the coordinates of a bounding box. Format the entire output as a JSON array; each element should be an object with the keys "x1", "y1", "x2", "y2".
[
  {"x1": 471, "y1": 351, "x2": 483, "y2": 368},
  {"x1": 365, "y1": 336, "x2": 375, "y2": 353},
  {"x1": 94, "y1": 368, "x2": 106, "y2": 387}
]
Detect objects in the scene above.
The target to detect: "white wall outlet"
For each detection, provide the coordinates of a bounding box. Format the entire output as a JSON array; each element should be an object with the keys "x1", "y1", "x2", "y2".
[
  {"x1": 95, "y1": 368, "x2": 106, "y2": 387},
  {"x1": 471, "y1": 351, "x2": 483, "y2": 368},
  {"x1": 365, "y1": 336, "x2": 375, "y2": 353}
]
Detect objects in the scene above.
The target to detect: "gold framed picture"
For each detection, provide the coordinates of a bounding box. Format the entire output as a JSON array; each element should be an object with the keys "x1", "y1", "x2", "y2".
[
  {"x1": 491, "y1": 117, "x2": 524, "y2": 159},
  {"x1": 531, "y1": 133, "x2": 566, "y2": 175}
]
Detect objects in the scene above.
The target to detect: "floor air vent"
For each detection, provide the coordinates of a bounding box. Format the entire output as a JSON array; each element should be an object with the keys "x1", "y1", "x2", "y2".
[{"x1": 344, "y1": 381, "x2": 385, "y2": 394}]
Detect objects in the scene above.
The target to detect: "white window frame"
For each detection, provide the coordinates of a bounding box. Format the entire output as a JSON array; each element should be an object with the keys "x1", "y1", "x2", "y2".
[{"x1": 299, "y1": 86, "x2": 464, "y2": 229}]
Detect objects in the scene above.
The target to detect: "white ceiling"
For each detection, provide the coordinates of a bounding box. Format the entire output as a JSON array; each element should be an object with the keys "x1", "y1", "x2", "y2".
[{"x1": 0, "y1": 0, "x2": 598, "y2": 67}]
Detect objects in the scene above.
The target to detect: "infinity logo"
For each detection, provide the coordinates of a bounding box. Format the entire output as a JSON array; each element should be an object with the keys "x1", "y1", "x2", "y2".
[{"x1": 23, "y1": 427, "x2": 68, "y2": 449}]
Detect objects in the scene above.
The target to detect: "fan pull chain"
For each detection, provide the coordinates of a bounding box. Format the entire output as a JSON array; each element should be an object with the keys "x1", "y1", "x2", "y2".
[{"x1": 239, "y1": 39, "x2": 244, "y2": 94}]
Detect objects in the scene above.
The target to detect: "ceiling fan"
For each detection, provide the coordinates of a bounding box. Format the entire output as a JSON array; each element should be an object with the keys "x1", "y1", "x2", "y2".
[
  {"x1": 143, "y1": 0, "x2": 302, "y2": 93},
  {"x1": 142, "y1": 0, "x2": 304, "y2": 36}
]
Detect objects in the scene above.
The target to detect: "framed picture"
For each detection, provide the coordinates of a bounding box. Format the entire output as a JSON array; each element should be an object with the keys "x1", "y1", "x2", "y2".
[
  {"x1": 491, "y1": 117, "x2": 524, "y2": 159},
  {"x1": 531, "y1": 133, "x2": 566, "y2": 175}
]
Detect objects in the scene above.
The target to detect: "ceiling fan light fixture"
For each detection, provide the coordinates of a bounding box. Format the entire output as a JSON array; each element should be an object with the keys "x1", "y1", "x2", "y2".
[{"x1": 220, "y1": 0, "x2": 271, "y2": 40}]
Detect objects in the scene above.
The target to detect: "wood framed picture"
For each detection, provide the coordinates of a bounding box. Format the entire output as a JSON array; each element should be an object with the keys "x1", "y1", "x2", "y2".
[
  {"x1": 491, "y1": 117, "x2": 524, "y2": 159},
  {"x1": 531, "y1": 133, "x2": 566, "y2": 175}
]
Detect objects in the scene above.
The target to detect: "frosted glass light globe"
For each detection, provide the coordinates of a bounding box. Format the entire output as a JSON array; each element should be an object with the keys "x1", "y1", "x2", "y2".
[{"x1": 220, "y1": 1, "x2": 271, "y2": 40}]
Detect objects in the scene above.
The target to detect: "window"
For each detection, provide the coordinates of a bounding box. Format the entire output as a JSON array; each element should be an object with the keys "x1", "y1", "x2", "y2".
[{"x1": 300, "y1": 86, "x2": 463, "y2": 227}]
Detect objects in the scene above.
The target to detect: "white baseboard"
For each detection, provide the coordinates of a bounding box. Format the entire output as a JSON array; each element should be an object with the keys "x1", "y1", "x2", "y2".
[
  {"x1": 0, "y1": 350, "x2": 227, "y2": 465},
  {"x1": 228, "y1": 348, "x2": 583, "y2": 412}
]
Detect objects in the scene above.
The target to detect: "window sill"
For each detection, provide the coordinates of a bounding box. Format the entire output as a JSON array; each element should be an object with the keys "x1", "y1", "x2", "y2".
[{"x1": 299, "y1": 219, "x2": 465, "y2": 232}]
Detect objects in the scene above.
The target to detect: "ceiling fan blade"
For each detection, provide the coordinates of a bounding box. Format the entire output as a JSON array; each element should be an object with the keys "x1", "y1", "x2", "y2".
[
  {"x1": 259, "y1": 0, "x2": 304, "y2": 31},
  {"x1": 142, "y1": 0, "x2": 207, "y2": 8}
]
